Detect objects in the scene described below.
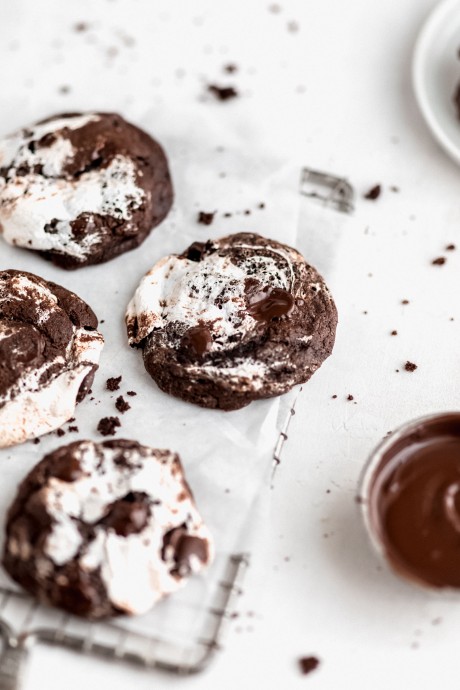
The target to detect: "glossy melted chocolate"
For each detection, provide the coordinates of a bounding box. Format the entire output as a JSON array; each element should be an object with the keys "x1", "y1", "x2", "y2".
[{"x1": 368, "y1": 414, "x2": 460, "y2": 588}]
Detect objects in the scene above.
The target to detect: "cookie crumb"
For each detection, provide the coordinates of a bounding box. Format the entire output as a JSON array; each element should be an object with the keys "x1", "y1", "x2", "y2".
[
  {"x1": 33, "y1": 438, "x2": 41, "y2": 445},
  {"x1": 74, "y1": 22, "x2": 89, "y2": 32},
  {"x1": 431, "y1": 257, "x2": 446, "y2": 266},
  {"x1": 258, "y1": 202, "x2": 265, "y2": 209},
  {"x1": 331, "y1": 394, "x2": 337, "y2": 399},
  {"x1": 347, "y1": 394, "x2": 354, "y2": 401},
  {"x1": 401, "y1": 299, "x2": 409, "y2": 305},
  {"x1": 391, "y1": 330, "x2": 398, "y2": 336},
  {"x1": 404, "y1": 361, "x2": 417, "y2": 372},
  {"x1": 197, "y1": 211, "x2": 215, "y2": 226},
  {"x1": 97, "y1": 416, "x2": 121, "y2": 436},
  {"x1": 446, "y1": 244, "x2": 456, "y2": 251},
  {"x1": 287, "y1": 20, "x2": 300, "y2": 33},
  {"x1": 390, "y1": 186, "x2": 400, "y2": 192},
  {"x1": 364, "y1": 184, "x2": 381, "y2": 200},
  {"x1": 68, "y1": 425, "x2": 79, "y2": 433},
  {"x1": 106, "y1": 376, "x2": 122, "y2": 391},
  {"x1": 115, "y1": 396, "x2": 131, "y2": 414},
  {"x1": 207, "y1": 84, "x2": 238, "y2": 101},
  {"x1": 56, "y1": 428, "x2": 66, "y2": 437},
  {"x1": 298, "y1": 657, "x2": 320, "y2": 675},
  {"x1": 126, "y1": 390, "x2": 137, "y2": 397},
  {"x1": 58, "y1": 85, "x2": 71, "y2": 95},
  {"x1": 224, "y1": 63, "x2": 238, "y2": 73}
]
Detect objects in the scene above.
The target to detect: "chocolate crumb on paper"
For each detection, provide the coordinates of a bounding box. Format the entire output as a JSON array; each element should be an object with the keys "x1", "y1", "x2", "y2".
[
  {"x1": 127, "y1": 390, "x2": 137, "y2": 397},
  {"x1": 405, "y1": 361, "x2": 418, "y2": 372},
  {"x1": 106, "y1": 376, "x2": 122, "y2": 391},
  {"x1": 197, "y1": 211, "x2": 215, "y2": 226},
  {"x1": 431, "y1": 257, "x2": 446, "y2": 266},
  {"x1": 364, "y1": 184, "x2": 381, "y2": 200},
  {"x1": 97, "y1": 416, "x2": 121, "y2": 436},
  {"x1": 446, "y1": 244, "x2": 456, "y2": 251},
  {"x1": 347, "y1": 394, "x2": 354, "y2": 401},
  {"x1": 391, "y1": 330, "x2": 398, "y2": 336},
  {"x1": 207, "y1": 84, "x2": 238, "y2": 101},
  {"x1": 115, "y1": 396, "x2": 131, "y2": 414},
  {"x1": 298, "y1": 656, "x2": 320, "y2": 675}
]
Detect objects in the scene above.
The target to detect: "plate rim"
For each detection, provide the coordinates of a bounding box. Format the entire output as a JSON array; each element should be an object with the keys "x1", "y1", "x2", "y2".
[{"x1": 412, "y1": 0, "x2": 460, "y2": 165}]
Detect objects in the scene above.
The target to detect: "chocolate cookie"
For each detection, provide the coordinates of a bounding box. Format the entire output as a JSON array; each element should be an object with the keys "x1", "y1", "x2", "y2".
[
  {"x1": 126, "y1": 232, "x2": 337, "y2": 410},
  {"x1": 0, "y1": 112, "x2": 173, "y2": 268},
  {"x1": 3, "y1": 439, "x2": 213, "y2": 619},
  {"x1": 0, "y1": 270, "x2": 104, "y2": 447}
]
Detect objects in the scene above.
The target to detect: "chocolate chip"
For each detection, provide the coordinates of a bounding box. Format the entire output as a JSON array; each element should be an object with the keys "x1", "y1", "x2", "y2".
[{"x1": 102, "y1": 494, "x2": 150, "y2": 536}]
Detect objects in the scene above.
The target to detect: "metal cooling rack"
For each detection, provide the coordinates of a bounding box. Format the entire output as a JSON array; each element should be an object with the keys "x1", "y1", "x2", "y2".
[
  {"x1": 0, "y1": 169, "x2": 354, "y2": 688},
  {"x1": 300, "y1": 167, "x2": 355, "y2": 213}
]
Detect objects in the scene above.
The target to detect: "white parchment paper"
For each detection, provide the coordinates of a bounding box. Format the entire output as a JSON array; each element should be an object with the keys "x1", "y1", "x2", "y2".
[{"x1": 0, "y1": 104, "x2": 302, "y2": 643}]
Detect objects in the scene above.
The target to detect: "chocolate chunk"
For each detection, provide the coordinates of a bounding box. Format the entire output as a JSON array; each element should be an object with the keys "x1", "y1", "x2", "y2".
[
  {"x1": 181, "y1": 325, "x2": 212, "y2": 356},
  {"x1": 184, "y1": 241, "x2": 208, "y2": 262},
  {"x1": 162, "y1": 525, "x2": 208, "y2": 576},
  {"x1": 246, "y1": 282, "x2": 294, "y2": 323},
  {"x1": 102, "y1": 494, "x2": 150, "y2": 536}
]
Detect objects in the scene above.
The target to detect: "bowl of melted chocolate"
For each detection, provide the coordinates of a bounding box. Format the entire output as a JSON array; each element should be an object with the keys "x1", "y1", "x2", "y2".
[{"x1": 361, "y1": 413, "x2": 460, "y2": 590}]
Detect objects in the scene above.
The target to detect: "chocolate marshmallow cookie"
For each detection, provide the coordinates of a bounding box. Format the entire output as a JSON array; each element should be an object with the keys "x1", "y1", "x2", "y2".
[
  {"x1": 126, "y1": 232, "x2": 337, "y2": 410},
  {"x1": 0, "y1": 270, "x2": 104, "y2": 447},
  {"x1": 0, "y1": 113, "x2": 173, "y2": 268},
  {"x1": 3, "y1": 439, "x2": 213, "y2": 619}
]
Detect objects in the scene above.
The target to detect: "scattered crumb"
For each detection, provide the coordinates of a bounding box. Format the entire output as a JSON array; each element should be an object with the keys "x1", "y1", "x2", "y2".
[
  {"x1": 391, "y1": 330, "x2": 398, "y2": 336},
  {"x1": 56, "y1": 428, "x2": 66, "y2": 437},
  {"x1": 446, "y1": 244, "x2": 456, "y2": 251},
  {"x1": 298, "y1": 657, "x2": 320, "y2": 675},
  {"x1": 127, "y1": 390, "x2": 137, "y2": 397},
  {"x1": 401, "y1": 299, "x2": 409, "y2": 305},
  {"x1": 331, "y1": 394, "x2": 337, "y2": 399},
  {"x1": 58, "y1": 85, "x2": 71, "y2": 95},
  {"x1": 68, "y1": 426, "x2": 79, "y2": 433},
  {"x1": 74, "y1": 21, "x2": 89, "y2": 32},
  {"x1": 347, "y1": 394, "x2": 354, "y2": 401},
  {"x1": 258, "y1": 202, "x2": 265, "y2": 209},
  {"x1": 431, "y1": 256, "x2": 446, "y2": 266},
  {"x1": 390, "y1": 186, "x2": 400, "y2": 192},
  {"x1": 224, "y1": 63, "x2": 238, "y2": 73},
  {"x1": 106, "y1": 376, "x2": 122, "y2": 391},
  {"x1": 269, "y1": 3, "x2": 281, "y2": 13},
  {"x1": 287, "y1": 20, "x2": 299, "y2": 33},
  {"x1": 115, "y1": 395, "x2": 131, "y2": 414},
  {"x1": 207, "y1": 84, "x2": 238, "y2": 101},
  {"x1": 33, "y1": 438, "x2": 41, "y2": 445},
  {"x1": 364, "y1": 184, "x2": 381, "y2": 200},
  {"x1": 97, "y1": 416, "x2": 121, "y2": 436},
  {"x1": 405, "y1": 361, "x2": 418, "y2": 372},
  {"x1": 223, "y1": 212, "x2": 232, "y2": 217},
  {"x1": 197, "y1": 211, "x2": 215, "y2": 226}
]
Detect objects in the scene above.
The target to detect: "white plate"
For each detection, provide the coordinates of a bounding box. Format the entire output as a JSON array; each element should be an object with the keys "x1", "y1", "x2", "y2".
[{"x1": 413, "y1": 0, "x2": 460, "y2": 164}]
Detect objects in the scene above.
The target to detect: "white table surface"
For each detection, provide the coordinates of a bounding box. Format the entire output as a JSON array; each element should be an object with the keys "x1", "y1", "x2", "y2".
[{"x1": 2, "y1": 0, "x2": 460, "y2": 687}]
